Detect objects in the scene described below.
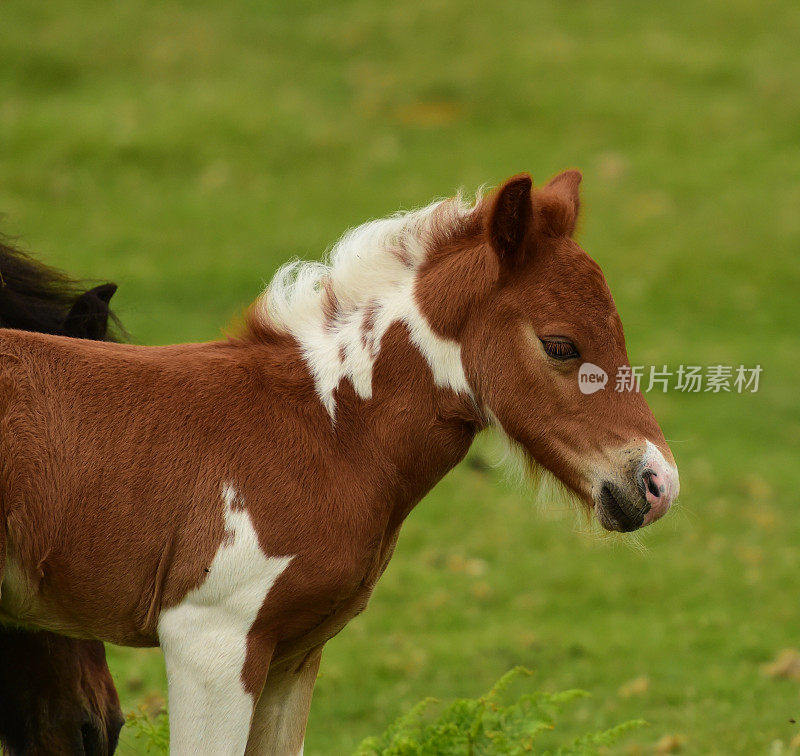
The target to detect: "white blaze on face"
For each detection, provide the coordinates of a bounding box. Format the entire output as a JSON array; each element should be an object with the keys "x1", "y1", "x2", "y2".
[
  {"x1": 644, "y1": 439, "x2": 680, "y2": 496},
  {"x1": 158, "y1": 484, "x2": 293, "y2": 755}
]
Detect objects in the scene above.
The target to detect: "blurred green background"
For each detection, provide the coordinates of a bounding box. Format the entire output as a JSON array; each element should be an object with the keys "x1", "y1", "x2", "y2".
[{"x1": 2, "y1": 1, "x2": 800, "y2": 753}]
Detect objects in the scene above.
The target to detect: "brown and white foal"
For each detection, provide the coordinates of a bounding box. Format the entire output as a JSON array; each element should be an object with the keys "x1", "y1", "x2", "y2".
[{"x1": 0, "y1": 172, "x2": 678, "y2": 754}]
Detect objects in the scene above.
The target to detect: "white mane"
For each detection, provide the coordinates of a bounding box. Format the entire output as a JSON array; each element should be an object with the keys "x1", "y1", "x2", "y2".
[
  {"x1": 254, "y1": 195, "x2": 476, "y2": 335},
  {"x1": 251, "y1": 193, "x2": 479, "y2": 418}
]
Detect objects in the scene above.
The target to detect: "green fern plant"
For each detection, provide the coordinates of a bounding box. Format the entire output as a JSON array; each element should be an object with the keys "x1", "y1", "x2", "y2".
[
  {"x1": 125, "y1": 704, "x2": 170, "y2": 754},
  {"x1": 353, "y1": 667, "x2": 645, "y2": 755}
]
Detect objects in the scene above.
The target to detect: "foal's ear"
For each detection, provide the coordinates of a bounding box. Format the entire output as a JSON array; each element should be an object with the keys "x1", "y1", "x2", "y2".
[
  {"x1": 487, "y1": 173, "x2": 533, "y2": 265},
  {"x1": 538, "y1": 169, "x2": 582, "y2": 237},
  {"x1": 64, "y1": 282, "x2": 117, "y2": 340}
]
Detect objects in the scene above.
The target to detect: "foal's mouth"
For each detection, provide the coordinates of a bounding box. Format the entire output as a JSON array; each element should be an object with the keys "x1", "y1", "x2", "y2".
[{"x1": 596, "y1": 482, "x2": 648, "y2": 532}]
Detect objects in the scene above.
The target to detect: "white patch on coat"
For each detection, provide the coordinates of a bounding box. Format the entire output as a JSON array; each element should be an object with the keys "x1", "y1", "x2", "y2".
[
  {"x1": 253, "y1": 194, "x2": 479, "y2": 418},
  {"x1": 158, "y1": 484, "x2": 293, "y2": 755}
]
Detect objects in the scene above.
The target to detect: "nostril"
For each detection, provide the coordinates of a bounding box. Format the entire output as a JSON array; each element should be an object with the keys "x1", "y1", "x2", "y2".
[{"x1": 644, "y1": 471, "x2": 660, "y2": 500}]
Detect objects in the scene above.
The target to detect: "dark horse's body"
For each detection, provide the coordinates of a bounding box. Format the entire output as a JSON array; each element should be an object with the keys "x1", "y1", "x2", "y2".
[{"x1": 0, "y1": 240, "x2": 123, "y2": 755}]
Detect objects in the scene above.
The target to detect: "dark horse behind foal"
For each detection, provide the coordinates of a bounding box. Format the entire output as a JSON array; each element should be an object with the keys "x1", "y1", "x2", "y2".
[{"x1": 0, "y1": 239, "x2": 124, "y2": 755}]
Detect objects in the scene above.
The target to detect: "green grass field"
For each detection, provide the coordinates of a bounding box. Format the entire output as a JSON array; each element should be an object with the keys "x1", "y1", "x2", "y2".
[{"x1": 2, "y1": 1, "x2": 800, "y2": 753}]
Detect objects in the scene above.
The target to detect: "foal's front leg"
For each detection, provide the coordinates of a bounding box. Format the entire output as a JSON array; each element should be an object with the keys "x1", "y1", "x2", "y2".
[
  {"x1": 245, "y1": 648, "x2": 322, "y2": 756},
  {"x1": 158, "y1": 611, "x2": 273, "y2": 756},
  {"x1": 158, "y1": 485, "x2": 294, "y2": 754}
]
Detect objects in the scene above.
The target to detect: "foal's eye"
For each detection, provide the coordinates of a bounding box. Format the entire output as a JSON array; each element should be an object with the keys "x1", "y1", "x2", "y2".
[{"x1": 540, "y1": 339, "x2": 580, "y2": 360}]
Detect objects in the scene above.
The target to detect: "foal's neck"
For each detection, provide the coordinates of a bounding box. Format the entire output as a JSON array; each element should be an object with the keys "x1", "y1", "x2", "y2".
[{"x1": 307, "y1": 314, "x2": 481, "y2": 524}]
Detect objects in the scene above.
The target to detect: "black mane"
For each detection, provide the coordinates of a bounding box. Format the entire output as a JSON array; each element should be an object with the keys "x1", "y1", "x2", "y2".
[{"x1": 0, "y1": 237, "x2": 122, "y2": 340}]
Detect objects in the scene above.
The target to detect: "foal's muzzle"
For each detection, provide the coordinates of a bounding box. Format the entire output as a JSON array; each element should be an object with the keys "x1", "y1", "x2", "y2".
[{"x1": 594, "y1": 442, "x2": 679, "y2": 532}]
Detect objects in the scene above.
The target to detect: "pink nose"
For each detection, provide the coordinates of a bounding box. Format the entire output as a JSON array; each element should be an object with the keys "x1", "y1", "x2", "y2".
[{"x1": 641, "y1": 447, "x2": 679, "y2": 526}]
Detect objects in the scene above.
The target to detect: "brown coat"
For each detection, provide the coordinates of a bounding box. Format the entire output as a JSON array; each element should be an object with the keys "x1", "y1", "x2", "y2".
[{"x1": 0, "y1": 172, "x2": 679, "y2": 754}]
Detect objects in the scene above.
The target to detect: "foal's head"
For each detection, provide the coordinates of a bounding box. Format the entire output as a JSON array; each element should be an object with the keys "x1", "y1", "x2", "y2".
[{"x1": 419, "y1": 171, "x2": 679, "y2": 531}]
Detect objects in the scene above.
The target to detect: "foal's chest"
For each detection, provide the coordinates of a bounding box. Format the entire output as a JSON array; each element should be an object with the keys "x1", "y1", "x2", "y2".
[{"x1": 268, "y1": 523, "x2": 402, "y2": 661}]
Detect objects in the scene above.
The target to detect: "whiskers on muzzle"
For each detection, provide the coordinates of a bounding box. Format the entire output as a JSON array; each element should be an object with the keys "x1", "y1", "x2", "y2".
[{"x1": 594, "y1": 441, "x2": 679, "y2": 532}]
